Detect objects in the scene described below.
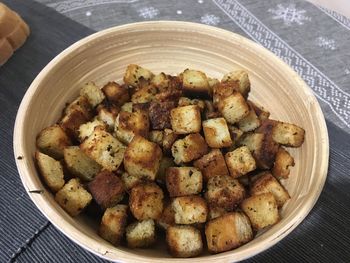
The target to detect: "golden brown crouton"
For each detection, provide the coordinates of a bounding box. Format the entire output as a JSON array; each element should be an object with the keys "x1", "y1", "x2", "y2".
[
  {"x1": 182, "y1": 69, "x2": 210, "y2": 97},
  {"x1": 121, "y1": 102, "x2": 133, "y2": 113},
  {"x1": 208, "y1": 206, "x2": 227, "y2": 220},
  {"x1": 126, "y1": 219, "x2": 156, "y2": 248},
  {"x1": 217, "y1": 91, "x2": 250, "y2": 124},
  {"x1": 250, "y1": 172, "x2": 290, "y2": 208},
  {"x1": 178, "y1": 97, "x2": 206, "y2": 111},
  {"x1": 166, "y1": 167, "x2": 203, "y2": 197},
  {"x1": 97, "y1": 104, "x2": 120, "y2": 131},
  {"x1": 131, "y1": 84, "x2": 158, "y2": 103},
  {"x1": 88, "y1": 170, "x2": 125, "y2": 209},
  {"x1": 80, "y1": 81, "x2": 106, "y2": 107},
  {"x1": 193, "y1": 149, "x2": 229, "y2": 182},
  {"x1": 154, "y1": 76, "x2": 183, "y2": 102},
  {"x1": 228, "y1": 125, "x2": 244, "y2": 145},
  {"x1": 78, "y1": 119, "x2": 106, "y2": 142},
  {"x1": 123, "y1": 135, "x2": 162, "y2": 181},
  {"x1": 63, "y1": 146, "x2": 101, "y2": 181},
  {"x1": 99, "y1": 205, "x2": 128, "y2": 245},
  {"x1": 225, "y1": 146, "x2": 256, "y2": 178},
  {"x1": 272, "y1": 147, "x2": 295, "y2": 179},
  {"x1": 124, "y1": 64, "x2": 154, "y2": 87},
  {"x1": 55, "y1": 178, "x2": 92, "y2": 216},
  {"x1": 114, "y1": 111, "x2": 150, "y2": 144},
  {"x1": 205, "y1": 212, "x2": 253, "y2": 253},
  {"x1": 129, "y1": 183, "x2": 164, "y2": 220},
  {"x1": 157, "y1": 202, "x2": 175, "y2": 230},
  {"x1": 36, "y1": 151, "x2": 65, "y2": 192},
  {"x1": 171, "y1": 133, "x2": 209, "y2": 165},
  {"x1": 205, "y1": 175, "x2": 245, "y2": 211},
  {"x1": 80, "y1": 127, "x2": 126, "y2": 171},
  {"x1": 64, "y1": 96, "x2": 93, "y2": 120},
  {"x1": 149, "y1": 130, "x2": 164, "y2": 146},
  {"x1": 166, "y1": 225, "x2": 203, "y2": 258},
  {"x1": 162, "y1": 129, "x2": 178, "y2": 155},
  {"x1": 222, "y1": 69, "x2": 251, "y2": 98},
  {"x1": 172, "y1": 195, "x2": 208, "y2": 224},
  {"x1": 272, "y1": 121, "x2": 305, "y2": 147},
  {"x1": 237, "y1": 104, "x2": 261, "y2": 132},
  {"x1": 102, "y1": 82, "x2": 130, "y2": 106},
  {"x1": 151, "y1": 72, "x2": 170, "y2": 89},
  {"x1": 36, "y1": 124, "x2": 71, "y2": 159},
  {"x1": 121, "y1": 172, "x2": 144, "y2": 190},
  {"x1": 204, "y1": 100, "x2": 222, "y2": 119},
  {"x1": 212, "y1": 80, "x2": 239, "y2": 107},
  {"x1": 156, "y1": 157, "x2": 175, "y2": 184},
  {"x1": 170, "y1": 105, "x2": 201, "y2": 134},
  {"x1": 202, "y1": 118, "x2": 232, "y2": 148},
  {"x1": 60, "y1": 108, "x2": 89, "y2": 139},
  {"x1": 241, "y1": 193, "x2": 279, "y2": 231},
  {"x1": 149, "y1": 101, "x2": 176, "y2": 130},
  {"x1": 248, "y1": 100, "x2": 270, "y2": 121}
]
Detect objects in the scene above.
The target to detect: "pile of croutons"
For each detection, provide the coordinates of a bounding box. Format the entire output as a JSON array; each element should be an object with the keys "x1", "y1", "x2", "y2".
[{"x1": 35, "y1": 64, "x2": 305, "y2": 257}]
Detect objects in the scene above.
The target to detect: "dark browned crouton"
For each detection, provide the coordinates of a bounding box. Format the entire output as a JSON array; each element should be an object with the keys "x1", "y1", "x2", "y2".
[
  {"x1": 149, "y1": 101, "x2": 176, "y2": 130},
  {"x1": 205, "y1": 212, "x2": 253, "y2": 253},
  {"x1": 102, "y1": 81, "x2": 130, "y2": 106},
  {"x1": 157, "y1": 202, "x2": 175, "y2": 230},
  {"x1": 162, "y1": 129, "x2": 179, "y2": 155},
  {"x1": 272, "y1": 147, "x2": 295, "y2": 179},
  {"x1": 88, "y1": 170, "x2": 125, "y2": 210},
  {"x1": 129, "y1": 182, "x2": 164, "y2": 220}
]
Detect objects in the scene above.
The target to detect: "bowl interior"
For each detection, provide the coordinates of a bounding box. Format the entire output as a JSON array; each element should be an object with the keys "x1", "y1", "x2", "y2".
[{"x1": 14, "y1": 21, "x2": 328, "y2": 262}]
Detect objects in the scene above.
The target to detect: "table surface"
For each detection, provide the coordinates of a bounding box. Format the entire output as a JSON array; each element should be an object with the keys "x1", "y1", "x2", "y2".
[{"x1": 1, "y1": 0, "x2": 350, "y2": 262}]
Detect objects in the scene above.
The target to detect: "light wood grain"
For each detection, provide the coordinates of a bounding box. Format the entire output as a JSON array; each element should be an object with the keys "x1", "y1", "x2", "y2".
[{"x1": 13, "y1": 21, "x2": 329, "y2": 262}]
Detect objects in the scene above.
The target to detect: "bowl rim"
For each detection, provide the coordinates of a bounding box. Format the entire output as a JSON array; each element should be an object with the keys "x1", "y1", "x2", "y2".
[{"x1": 13, "y1": 21, "x2": 329, "y2": 262}]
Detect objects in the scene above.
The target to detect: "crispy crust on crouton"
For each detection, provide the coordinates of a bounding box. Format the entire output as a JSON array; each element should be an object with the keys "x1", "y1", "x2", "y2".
[
  {"x1": 149, "y1": 101, "x2": 176, "y2": 130},
  {"x1": 222, "y1": 70, "x2": 251, "y2": 98},
  {"x1": 213, "y1": 80, "x2": 240, "y2": 107},
  {"x1": 166, "y1": 167, "x2": 203, "y2": 197},
  {"x1": 124, "y1": 64, "x2": 154, "y2": 87},
  {"x1": 225, "y1": 146, "x2": 256, "y2": 178},
  {"x1": 80, "y1": 82, "x2": 106, "y2": 107},
  {"x1": 272, "y1": 147, "x2": 295, "y2": 179},
  {"x1": 182, "y1": 69, "x2": 210, "y2": 97},
  {"x1": 170, "y1": 105, "x2": 201, "y2": 134},
  {"x1": 172, "y1": 195, "x2": 208, "y2": 224},
  {"x1": 162, "y1": 129, "x2": 178, "y2": 155},
  {"x1": 217, "y1": 91, "x2": 250, "y2": 124},
  {"x1": 102, "y1": 81, "x2": 130, "y2": 106},
  {"x1": 126, "y1": 219, "x2": 156, "y2": 248},
  {"x1": 157, "y1": 202, "x2": 175, "y2": 230},
  {"x1": 202, "y1": 118, "x2": 232, "y2": 148},
  {"x1": 272, "y1": 121, "x2": 305, "y2": 147}
]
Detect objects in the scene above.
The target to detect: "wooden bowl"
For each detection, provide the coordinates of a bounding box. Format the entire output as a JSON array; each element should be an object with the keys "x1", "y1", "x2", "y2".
[{"x1": 13, "y1": 21, "x2": 329, "y2": 262}]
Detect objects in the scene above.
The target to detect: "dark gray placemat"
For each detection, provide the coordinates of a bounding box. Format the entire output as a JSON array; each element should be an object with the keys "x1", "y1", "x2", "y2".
[{"x1": 0, "y1": 0, "x2": 349, "y2": 262}]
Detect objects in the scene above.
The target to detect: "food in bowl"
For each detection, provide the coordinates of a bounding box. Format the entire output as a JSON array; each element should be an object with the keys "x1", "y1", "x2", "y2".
[{"x1": 34, "y1": 64, "x2": 305, "y2": 257}]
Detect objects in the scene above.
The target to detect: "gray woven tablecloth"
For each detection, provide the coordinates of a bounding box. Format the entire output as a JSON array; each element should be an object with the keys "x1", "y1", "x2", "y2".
[{"x1": 0, "y1": 0, "x2": 350, "y2": 262}]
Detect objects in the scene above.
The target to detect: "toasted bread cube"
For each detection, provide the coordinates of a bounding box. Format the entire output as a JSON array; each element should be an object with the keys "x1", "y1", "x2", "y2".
[
  {"x1": 212, "y1": 81, "x2": 239, "y2": 107},
  {"x1": 157, "y1": 202, "x2": 175, "y2": 230},
  {"x1": 131, "y1": 84, "x2": 158, "y2": 103},
  {"x1": 250, "y1": 173, "x2": 290, "y2": 208},
  {"x1": 97, "y1": 105, "x2": 120, "y2": 131},
  {"x1": 78, "y1": 119, "x2": 106, "y2": 142},
  {"x1": 63, "y1": 146, "x2": 101, "y2": 181},
  {"x1": 126, "y1": 219, "x2": 156, "y2": 248},
  {"x1": 64, "y1": 96, "x2": 93, "y2": 120},
  {"x1": 222, "y1": 70, "x2": 250, "y2": 98},
  {"x1": 102, "y1": 82, "x2": 129, "y2": 106},
  {"x1": 36, "y1": 151, "x2": 65, "y2": 192},
  {"x1": 123, "y1": 135, "x2": 162, "y2": 180},
  {"x1": 121, "y1": 102, "x2": 133, "y2": 113},
  {"x1": 171, "y1": 133, "x2": 209, "y2": 164},
  {"x1": 225, "y1": 146, "x2": 256, "y2": 178},
  {"x1": 156, "y1": 157, "x2": 175, "y2": 184},
  {"x1": 166, "y1": 225, "x2": 203, "y2": 258},
  {"x1": 88, "y1": 170, "x2": 125, "y2": 209},
  {"x1": 208, "y1": 77, "x2": 220, "y2": 89},
  {"x1": 115, "y1": 111, "x2": 150, "y2": 144},
  {"x1": 172, "y1": 195, "x2": 208, "y2": 224},
  {"x1": 238, "y1": 132, "x2": 264, "y2": 152},
  {"x1": 60, "y1": 108, "x2": 89, "y2": 139},
  {"x1": 193, "y1": 149, "x2": 229, "y2": 182},
  {"x1": 121, "y1": 172, "x2": 144, "y2": 190},
  {"x1": 80, "y1": 82, "x2": 105, "y2": 107},
  {"x1": 202, "y1": 118, "x2": 232, "y2": 148},
  {"x1": 162, "y1": 129, "x2": 178, "y2": 154},
  {"x1": 129, "y1": 183, "x2": 164, "y2": 220},
  {"x1": 272, "y1": 121, "x2": 305, "y2": 147},
  {"x1": 248, "y1": 100, "x2": 270, "y2": 121},
  {"x1": 205, "y1": 175, "x2": 245, "y2": 211},
  {"x1": 272, "y1": 147, "x2": 295, "y2": 179},
  {"x1": 151, "y1": 72, "x2": 170, "y2": 89},
  {"x1": 218, "y1": 91, "x2": 250, "y2": 124},
  {"x1": 228, "y1": 125, "x2": 244, "y2": 143},
  {"x1": 149, "y1": 101, "x2": 176, "y2": 130},
  {"x1": 80, "y1": 127, "x2": 126, "y2": 171},
  {"x1": 124, "y1": 64, "x2": 154, "y2": 87},
  {"x1": 149, "y1": 130, "x2": 164, "y2": 146},
  {"x1": 36, "y1": 125, "x2": 71, "y2": 159},
  {"x1": 241, "y1": 193, "x2": 279, "y2": 231},
  {"x1": 237, "y1": 105, "x2": 261, "y2": 132},
  {"x1": 178, "y1": 97, "x2": 206, "y2": 111},
  {"x1": 99, "y1": 205, "x2": 128, "y2": 245},
  {"x1": 182, "y1": 69, "x2": 210, "y2": 97},
  {"x1": 208, "y1": 206, "x2": 227, "y2": 220},
  {"x1": 205, "y1": 212, "x2": 253, "y2": 253},
  {"x1": 55, "y1": 178, "x2": 92, "y2": 216},
  {"x1": 170, "y1": 105, "x2": 201, "y2": 134},
  {"x1": 166, "y1": 167, "x2": 203, "y2": 197},
  {"x1": 204, "y1": 100, "x2": 222, "y2": 119}
]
